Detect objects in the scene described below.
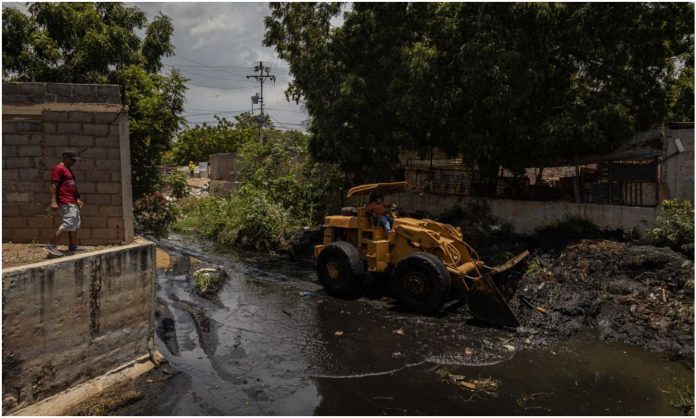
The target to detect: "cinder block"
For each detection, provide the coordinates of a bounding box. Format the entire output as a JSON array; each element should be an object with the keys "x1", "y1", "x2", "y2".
[
  {"x1": 14, "y1": 121, "x2": 43, "y2": 133},
  {"x1": 86, "y1": 194, "x2": 111, "y2": 205},
  {"x1": 42, "y1": 111, "x2": 69, "y2": 122},
  {"x1": 107, "y1": 148, "x2": 121, "y2": 160},
  {"x1": 17, "y1": 146, "x2": 42, "y2": 157},
  {"x1": 75, "y1": 159, "x2": 94, "y2": 170},
  {"x1": 84, "y1": 170, "x2": 110, "y2": 182},
  {"x1": 107, "y1": 217, "x2": 123, "y2": 228},
  {"x1": 98, "y1": 205, "x2": 122, "y2": 217},
  {"x1": 68, "y1": 112, "x2": 94, "y2": 123},
  {"x1": 95, "y1": 137, "x2": 119, "y2": 148},
  {"x1": 68, "y1": 135, "x2": 94, "y2": 147},
  {"x1": 2, "y1": 121, "x2": 17, "y2": 134},
  {"x1": 81, "y1": 148, "x2": 107, "y2": 159},
  {"x1": 95, "y1": 159, "x2": 120, "y2": 170},
  {"x1": 3, "y1": 82, "x2": 18, "y2": 95},
  {"x1": 98, "y1": 96, "x2": 122, "y2": 105},
  {"x1": 111, "y1": 171, "x2": 122, "y2": 182},
  {"x1": 73, "y1": 85, "x2": 96, "y2": 96},
  {"x1": 57, "y1": 123, "x2": 82, "y2": 135},
  {"x1": 4, "y1": 191, "x2": 30, "y2": 202},
  {"x1": 44, "y1": 134, "x2": 69, "y2": 146},
  {"x1": 96, "y1": 85, "x2": 121, "y2": 97},
  {"x1": 76, "y1": 181, "x2": 95, "y2": 194},
  {"x1": 82, "y1": 124, "x2": 109, "y2": 137},
  {"x1": 32, "y1": 216, "x2": 54, "y2": 228},
  {"x1": 97, "y1": 183, "x2": 121, "y2": 194},
  {"x1": 18, "y1": 83, "x2": 45, "y2": 95},
  {"x1": 8, "y1": 228, "x2": 41, "y2": 242},
  {"x1": 81, "y1": 217, "x2": 107, "y2": 228},
  {"x1": 94, "y1": 112, "x2": 121, "y2": 124},
  {"x1": 19, "y1": 168, "x2": 40, "y2": 180},
  {"x1": 2, "y1": 168, "x2": 19, "y2": 180},
  {"x1": 80, "y1": 205, "x2": 98, "y2": 216},
  {"x1": 91, "y1": 228, "x2": 119, "y2": 240},
  {"x1": 4, "y1": 217, "x2": 27, "y2": 227},
  {"x1": 2, "y1": 205, "x2": 20, "y2": 216},
  {"x1": 3, "y1": 158, "x2": 33, "y2": 169},
  {"x1": 76, "y1": 228, "x2": 91, "y2": 239},
  {"x1": 43, "y1": 123, "x2": 57, "y2": 134},
  {"x1": 3, "y1": 134, "x2": 31, "y2": 145},
  {"x1": 46, "y1": 83, "x2": 73, "y2": 96},
  {"x1": 2, "y1": 145, "x2": 17, "y2": 157}
]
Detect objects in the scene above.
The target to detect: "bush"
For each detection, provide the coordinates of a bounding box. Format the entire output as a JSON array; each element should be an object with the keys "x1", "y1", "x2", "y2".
[
  {"x1": 163, "y1": 170, "x2": 188, "y2": 198},
  {"x1": 134, "y1": 192, "x2": 178, "y2": 238},
  {"x1": 175, "y1": 186, "x2": 300, "y2": 251},
  {"x1": 649, "y1": 200, "x2": 694, "y2": 255}
]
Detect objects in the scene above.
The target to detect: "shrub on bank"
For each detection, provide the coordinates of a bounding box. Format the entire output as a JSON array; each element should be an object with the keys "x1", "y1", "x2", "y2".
[
  {"x1": 649, "y1": 199, "x2": 694, "y2": 255},
  {"x1": 162, "y1": 170, "x2": 188, "y2": 198},
  {"x1": 134, "y1": 192, "x2": 178, "y2": 238}
]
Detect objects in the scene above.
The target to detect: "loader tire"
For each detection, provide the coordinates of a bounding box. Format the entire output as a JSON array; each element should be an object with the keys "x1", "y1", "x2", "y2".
[
  {"x1": 390, "y1": 252, "x2": 452, "y2": 314},
  {"x1": 317, "y1": 241, "x2": 364, "y2": 299}
]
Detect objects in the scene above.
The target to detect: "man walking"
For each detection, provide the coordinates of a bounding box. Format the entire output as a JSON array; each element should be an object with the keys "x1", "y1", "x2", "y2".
[{"x1": 45, "y1": 150, "x2": 83, "y2": 257}]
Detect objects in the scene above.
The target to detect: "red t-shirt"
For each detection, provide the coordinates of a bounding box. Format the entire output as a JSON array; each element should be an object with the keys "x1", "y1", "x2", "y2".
[{"x1": 51, "y1": 163, "x2": 78, "y2": 205}]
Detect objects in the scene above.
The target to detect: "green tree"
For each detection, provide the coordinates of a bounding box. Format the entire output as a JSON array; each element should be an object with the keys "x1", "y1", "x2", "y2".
[
  {"x1": 169, "y1": 116, "x2": 257, "y2": 164},
  {"x1": 234, "y1": 111, "x2": 274, "y2": 130},
  {"x1": 2, "y1": 2, "x2": 186, "y2": 197},
  {"x1": 264, "y1": 3, "x2": 694, "y2": 182}
]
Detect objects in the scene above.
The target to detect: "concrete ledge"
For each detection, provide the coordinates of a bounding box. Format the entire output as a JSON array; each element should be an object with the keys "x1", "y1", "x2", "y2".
[
  {"x1": 10, "y1": 354, "x2": 157, "y2": 416},
  {"x1": 2, "y1": 238, "x2": 156, "y2": 413}
]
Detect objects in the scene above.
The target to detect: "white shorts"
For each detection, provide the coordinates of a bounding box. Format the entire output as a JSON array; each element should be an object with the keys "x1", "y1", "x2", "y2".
[{"x1": 59, "y1": 204, "x2": 81, "y2": 232}]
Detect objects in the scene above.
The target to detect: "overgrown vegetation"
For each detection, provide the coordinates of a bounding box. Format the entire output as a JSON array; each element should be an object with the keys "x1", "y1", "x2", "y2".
[
  {"x1": 134, "y1": 192, "x2": 178, "y2": 238},
  {"x1": 174, "y1": 132, "x2": 344, "y2": 251},
  {"x1": 162, "y1": 170, "x2": 188, "y2": 199},
  {"x1": 648, "y1": 199, "x2": 694, "y2": 256}
]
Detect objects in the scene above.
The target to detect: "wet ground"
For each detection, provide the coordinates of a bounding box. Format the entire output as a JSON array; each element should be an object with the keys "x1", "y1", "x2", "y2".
[{"x1": 97, "y1": 234, "x2": 692, "y2": 415}]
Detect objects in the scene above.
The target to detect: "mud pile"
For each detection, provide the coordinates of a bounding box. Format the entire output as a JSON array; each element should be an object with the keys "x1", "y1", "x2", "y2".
[{"x1": 509, "y1": 240, "x2": 694, "y2": 356}]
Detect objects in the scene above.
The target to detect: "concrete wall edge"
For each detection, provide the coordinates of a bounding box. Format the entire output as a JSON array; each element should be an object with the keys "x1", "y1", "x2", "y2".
[{"x1": 2, "y1": 237, "x2": 152, "y2": 273}]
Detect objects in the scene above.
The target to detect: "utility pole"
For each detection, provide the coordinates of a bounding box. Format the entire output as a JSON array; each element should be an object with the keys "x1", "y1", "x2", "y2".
[{"x1": 246, "y1": 61, "x2": 275, "y2": 144}]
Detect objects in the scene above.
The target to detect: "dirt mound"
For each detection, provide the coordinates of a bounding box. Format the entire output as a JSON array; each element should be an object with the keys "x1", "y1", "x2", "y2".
[{"x1": 509, "y1": 240, "x2": 694, "y2": 356}]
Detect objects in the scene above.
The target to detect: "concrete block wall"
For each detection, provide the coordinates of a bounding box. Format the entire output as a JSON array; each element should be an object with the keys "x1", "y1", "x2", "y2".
[
  {"x1": 385, "y1": 192, "x2": 657, "y2": 234},
  {"x1": 2, "y1": 82, "x2": 134, "y2": 245},
  {"x1": 2, "y1": 239, "x2": 155, "y2": 413}
]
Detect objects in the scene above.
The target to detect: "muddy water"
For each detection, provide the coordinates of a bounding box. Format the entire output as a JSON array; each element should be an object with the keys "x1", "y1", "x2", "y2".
[{"x1": 148, "y1": 234, "x2": 693, "y2": 415}]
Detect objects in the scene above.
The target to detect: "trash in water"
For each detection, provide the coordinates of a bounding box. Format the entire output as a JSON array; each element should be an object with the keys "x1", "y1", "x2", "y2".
[
  {"x1": 392, "y1": 328, "x2": 405, "y2": 336},
  {"x1": 459, "y1": 381, "x2": 476, "y2": 390},
  {"x1": 300, "y1": 291, "x2": 311, "y2": 297},
  {"x1": 392, "y1": 352, "x2": 404, "y2": 359},
  {"x1": 334, "y1": 330, "x2": 344, "y2": 336},
  {"x1": 535, "y1": 306, "x2": 547, "y2": 314},
  {"x1": 464, "y1": 347, "x2": 474, "y2": 356},
  {"x1": 503, "y1": 344, "x2": 515, "y2": 352}
]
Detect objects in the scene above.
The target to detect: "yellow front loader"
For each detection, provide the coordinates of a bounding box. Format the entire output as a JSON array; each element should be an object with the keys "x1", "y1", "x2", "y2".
[{"x1": 314, "y1": 182, "x2": 528, "y2": 328}]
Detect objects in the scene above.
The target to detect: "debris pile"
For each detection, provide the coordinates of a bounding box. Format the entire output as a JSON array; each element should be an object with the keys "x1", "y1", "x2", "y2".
[{"x1": 509, "y1": 240, "x2": 694, "y2": 356}]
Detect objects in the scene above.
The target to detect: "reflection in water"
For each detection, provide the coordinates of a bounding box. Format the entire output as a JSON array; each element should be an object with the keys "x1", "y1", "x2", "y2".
[{"x1": 151, "y1": 236, "x2": 693, "y2": 416}]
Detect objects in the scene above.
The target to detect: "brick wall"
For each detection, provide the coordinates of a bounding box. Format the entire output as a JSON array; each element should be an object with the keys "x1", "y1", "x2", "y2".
[{"x1": 2, "y1": 82, "x2": 134, "y2": 245}]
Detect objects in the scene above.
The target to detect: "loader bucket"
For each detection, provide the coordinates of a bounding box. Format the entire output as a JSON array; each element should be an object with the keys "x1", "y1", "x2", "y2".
[
  {"x1": 466, "y1": 250, "x2": 528, "y2": 328},
  {"x1": 467, "y1": 274, "x2": 520, "y2": 328}
]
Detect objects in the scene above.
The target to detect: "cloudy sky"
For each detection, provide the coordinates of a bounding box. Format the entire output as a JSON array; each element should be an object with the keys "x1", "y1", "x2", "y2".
[
  {"x1": 4, "y1": 1, "x2": 310, "y2": 130},
  {"x1": 135, "y1": 2, "x2": 307, "y2": 130}
]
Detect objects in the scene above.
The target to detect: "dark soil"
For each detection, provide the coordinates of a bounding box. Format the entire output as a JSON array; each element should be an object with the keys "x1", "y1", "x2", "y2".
[{"x1": 509, "y1": 240, "x2": 694, "y2": 356}]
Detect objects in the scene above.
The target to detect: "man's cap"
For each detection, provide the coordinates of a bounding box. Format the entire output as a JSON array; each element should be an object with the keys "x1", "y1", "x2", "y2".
[{"x1": 62, "y1": 150, "x2": 81, "y2": 161}]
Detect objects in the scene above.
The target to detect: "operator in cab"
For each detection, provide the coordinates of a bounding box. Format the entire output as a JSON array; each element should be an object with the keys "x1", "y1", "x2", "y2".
[{"x1": 366, "y1": 194, "x2": 394, "y2": 235}]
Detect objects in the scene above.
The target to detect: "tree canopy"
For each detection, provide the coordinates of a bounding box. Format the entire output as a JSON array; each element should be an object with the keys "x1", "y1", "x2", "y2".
[
  {"x1": 2, "y1": 2, "x2": 186, "y2": 197},
  {"x1": 264, "y1": 3, "x2": 694, "y2": 181},
  {"x1": 167, "y1": 115, "x2": 257, "y2": 164}
]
